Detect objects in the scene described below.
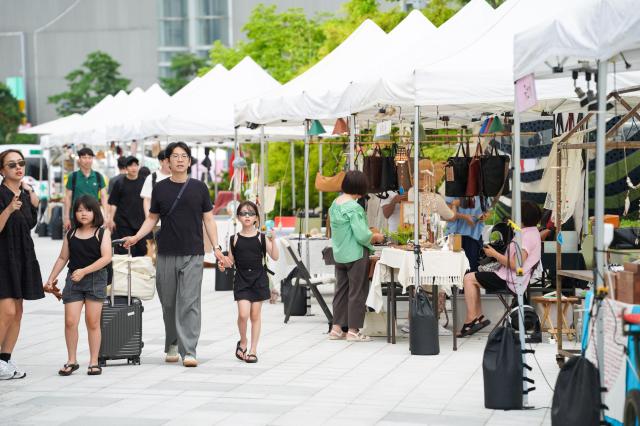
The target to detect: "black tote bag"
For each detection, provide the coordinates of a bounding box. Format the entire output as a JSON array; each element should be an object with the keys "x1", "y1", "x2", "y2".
[
  {"x1": 363, "y1": 145, "x2": 383, "y2": 193},
  {"x1": 551, "y1": 356, "x2": 602, "y2": 426},
  {"x1": 409, "y1": 289, "x2": 440, "y2": 355},
  {"x1": 445, "y1": 142, "x2": 470, "y2": 197},
  {"x1": 483, "y1": 325, "x2": 523, "y2": 410},
  {"x1": 379, "y1": 146, "x2": 398, "y2": 193},
  {"x1": 481, "y1": 143, "x2": 510, "y2": 197}
]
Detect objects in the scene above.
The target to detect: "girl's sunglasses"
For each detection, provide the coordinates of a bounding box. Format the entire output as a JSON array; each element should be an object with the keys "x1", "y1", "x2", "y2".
[
  {"x1": 5, "y1": 160, "x2": 26, "y2": 169},
  {"x1": 238, "y1": 211, "x2": 257, "y2": 217}
]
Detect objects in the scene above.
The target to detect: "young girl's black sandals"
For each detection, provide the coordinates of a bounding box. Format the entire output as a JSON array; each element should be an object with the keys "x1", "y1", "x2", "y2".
[
  {"x1": 87, "y1": 365, "x2": 102, "y2": 376},
  {"x1": 235, "y1": 340, "x2": 247, "y2": 361},
  {"x1": 245, "y1": 354, "x2": 258, "y2": 364},
  {"x1": 58, "y1": 363, "x2": 79, "y2": 376}
]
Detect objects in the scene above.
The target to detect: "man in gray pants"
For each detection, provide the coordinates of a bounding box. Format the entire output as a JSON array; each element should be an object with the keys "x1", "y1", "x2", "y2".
[{"x1": 124, "y1": 142, "x2": 228, "y2": 367}]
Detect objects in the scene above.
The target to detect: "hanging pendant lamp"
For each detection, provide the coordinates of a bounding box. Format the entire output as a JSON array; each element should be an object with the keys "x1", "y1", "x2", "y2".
[
  {"x1": 309, "y1": 120, "x2": 326, "y2": 136},
  {"x1": 332, "y1": 118, "x2": 349, "y2": 135}
]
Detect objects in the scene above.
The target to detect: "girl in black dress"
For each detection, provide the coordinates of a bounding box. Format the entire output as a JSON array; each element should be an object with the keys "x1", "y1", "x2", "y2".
[
  {"x1": 44, "y1": 195, "x2": 112, "y2": 376},
  {"x1": 221, "y1": 201, "x2": 278, "y2": 363},
  {"x1": 0, "y1": 149, "x2": 44, "y2": 380}
]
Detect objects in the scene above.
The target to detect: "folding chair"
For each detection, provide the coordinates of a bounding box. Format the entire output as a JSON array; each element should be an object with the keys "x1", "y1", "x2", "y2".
[{"x1": 281, "y1": 239, "x2": 335, "y2": 330}]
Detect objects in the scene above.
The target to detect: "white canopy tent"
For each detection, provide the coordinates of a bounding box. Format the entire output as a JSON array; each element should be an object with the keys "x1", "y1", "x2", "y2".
[
  {"x1": 20, "y1": 113, "x2": 82, "y2": 135},
  {"x1": 513, "y1": 0, "x2": 640, "y2": 420}
]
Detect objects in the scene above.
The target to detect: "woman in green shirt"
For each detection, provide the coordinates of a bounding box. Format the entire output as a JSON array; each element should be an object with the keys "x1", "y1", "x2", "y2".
[{"x1": 328, "y1": 171, "x2": 384, "y2": 342}]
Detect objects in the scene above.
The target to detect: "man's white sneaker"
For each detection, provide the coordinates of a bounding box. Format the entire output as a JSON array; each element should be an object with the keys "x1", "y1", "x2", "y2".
[
  {"x1": 439, "y1": 324, "x2": 452, "y2": 336},
  {"x1": 8, "y1": 360, "x2": 26, "y2": 379},
  {"x1": 165, "y1": 345, "x2": 179, "y2": 363},
  {"x1": 0, "y1": 360, "x2": 16, "y2": 380},
  {"x1": 183, "y1": 356, "x2": 198, "y2": 367}
]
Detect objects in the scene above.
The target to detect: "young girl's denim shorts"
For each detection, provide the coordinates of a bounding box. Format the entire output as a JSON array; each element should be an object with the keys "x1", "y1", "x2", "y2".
[{"x1": 62, "y1": 269, "x2": 108, "y2": 304}]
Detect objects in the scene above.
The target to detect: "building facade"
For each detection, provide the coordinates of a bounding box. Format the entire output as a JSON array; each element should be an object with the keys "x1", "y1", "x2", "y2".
[{"x1": 0, "y1": 0, "x2": 349, "y2": 125}]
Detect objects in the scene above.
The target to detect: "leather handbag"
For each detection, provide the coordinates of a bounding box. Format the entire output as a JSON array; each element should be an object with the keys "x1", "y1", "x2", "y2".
[
  {"x1": 445, "y1": 142, "x2": 470, "y2": 197},
  {"x1": 465, "y1": 143, "x2": 483, "y2": 197},
  {"x1": 363, "y1": 145, "x2": 383, "y2": 193},
  {"x1": 379, "y1": 145, "x2": 398, "y2": 192},
  {"x1": 315, "y1": 171, "x2": 346, "y2": 192},
  {"x1": 480, "y1": 144, "x2": 510, "y2": 197}
]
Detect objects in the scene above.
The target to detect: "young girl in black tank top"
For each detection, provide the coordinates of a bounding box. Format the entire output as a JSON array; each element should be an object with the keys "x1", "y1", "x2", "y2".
[
  {"x1": 44, "y1": 195, "x2": 112, "y2": 376},
  {"x1": 219, "y1": 201, "x2": 278, "y2": 363}
]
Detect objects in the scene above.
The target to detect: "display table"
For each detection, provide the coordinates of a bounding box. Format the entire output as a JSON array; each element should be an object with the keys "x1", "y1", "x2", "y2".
[{"x1": 367, "y1": 247, "x2": 470, "y2": 349}]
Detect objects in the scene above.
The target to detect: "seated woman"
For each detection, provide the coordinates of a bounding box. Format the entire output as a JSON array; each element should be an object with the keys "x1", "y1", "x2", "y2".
[{"x1": 458, "y1": 201, "x2": 542, "y2": 338}]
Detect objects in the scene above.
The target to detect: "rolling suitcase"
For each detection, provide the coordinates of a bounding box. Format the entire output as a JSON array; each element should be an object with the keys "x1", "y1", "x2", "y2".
[{"x1": 98, "y1": 239, "x2": 144, "y2": 367}]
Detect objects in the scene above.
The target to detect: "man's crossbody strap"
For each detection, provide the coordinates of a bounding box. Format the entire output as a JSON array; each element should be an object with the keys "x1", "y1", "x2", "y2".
[{"x1": 164, "y1": 178, "x2": 190, "y2": 218}]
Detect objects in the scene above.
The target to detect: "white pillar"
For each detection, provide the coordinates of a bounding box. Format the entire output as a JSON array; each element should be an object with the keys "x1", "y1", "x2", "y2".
[
  {"x1": 290, "y1": 140, "x2": 296, "y2": 212},
  {"x1": 413, "y1": 106, "x2": 421, "y2": 287},
  {"x1": 259, "y1": 126, "x2": 266, "y2": 224}
]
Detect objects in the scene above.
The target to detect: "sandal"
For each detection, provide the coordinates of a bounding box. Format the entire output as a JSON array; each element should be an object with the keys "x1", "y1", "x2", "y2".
[
  {"x1": 457, "y1": 315, "x2": 491, "y2": 338},
  {"x1": 245, "y1": 354, "x2": 258, "y2": 364},
  {"x1": 87, "y1": 365, "x2": 102, "y2": 376},
  {"x1": 58, "y1": 363, "x2": 79, "y2": 376},
  {"x1": 346, "y1": 331, "x2": 371, "y2": 342},
  {"x1": 235, "y1": 340, "x2": 247, "y2": 361},
  {"x1": 328, "y1": 329, "x2": 345, "y2": 340}
]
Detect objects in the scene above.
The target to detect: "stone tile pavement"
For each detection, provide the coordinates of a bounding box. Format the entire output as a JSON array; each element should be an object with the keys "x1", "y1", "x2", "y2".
[{"x1": 0, "y1": 237, "x2": 570, "y2": 425}]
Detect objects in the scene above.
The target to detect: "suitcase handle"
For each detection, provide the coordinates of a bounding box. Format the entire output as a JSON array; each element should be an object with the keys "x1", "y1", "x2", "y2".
[{"x1": 111, "y1": 239, "x2": 132, "y2": 306}]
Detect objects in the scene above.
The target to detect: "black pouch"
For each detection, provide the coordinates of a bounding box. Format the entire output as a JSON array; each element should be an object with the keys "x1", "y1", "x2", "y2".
[
  {"x1": 483, "y1": 325, "x2": 523, "y2": 410},
  {"x1": 409, "y1": 289, "x2": 439, "y2": 355}
]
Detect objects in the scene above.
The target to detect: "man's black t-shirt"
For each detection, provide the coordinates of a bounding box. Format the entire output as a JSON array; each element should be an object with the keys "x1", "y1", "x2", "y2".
[
  {"x1": 108, "y1": 176, "x2": 145, "y2": 230},
  {"x1": 149, "y1": 178, "x2": 213, "y2": 256}
]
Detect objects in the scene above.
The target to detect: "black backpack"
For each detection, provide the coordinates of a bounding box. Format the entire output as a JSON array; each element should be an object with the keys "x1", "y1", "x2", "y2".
[
  {"x1": 70, "y1": 170, "x2": 104, "y2": 199},
  {"x1": 551, "y1": 356, "x2": 604, "y2": 425}
]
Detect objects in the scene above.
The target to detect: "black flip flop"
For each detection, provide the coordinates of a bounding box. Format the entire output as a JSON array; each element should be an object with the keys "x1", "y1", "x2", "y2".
[
  {"x1": 58, "y1": 363, "x2": 79, "y2": 376},
  {"x1": 87, "y1": 365, "x2": 102, "y2": 376},
  {"x1": 457, "y1": 315, "x2": 491, "y2": 338},
  {"x1": 235, "y1": 340, "x2": 247, "y2": 361},
  {"x1": 245, "y1": 354, "x2": 258, "y2": 364}
]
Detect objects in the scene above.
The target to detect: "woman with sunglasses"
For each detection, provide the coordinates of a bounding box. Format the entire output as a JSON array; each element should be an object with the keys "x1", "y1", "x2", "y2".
[{"x1": 0, "y1": 149, "x2": 44, "y2": 380}]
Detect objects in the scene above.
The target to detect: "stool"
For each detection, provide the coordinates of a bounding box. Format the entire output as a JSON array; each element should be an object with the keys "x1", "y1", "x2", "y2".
[{"x1": 531, "y1": 296, "x2": 581, "y2": 341}]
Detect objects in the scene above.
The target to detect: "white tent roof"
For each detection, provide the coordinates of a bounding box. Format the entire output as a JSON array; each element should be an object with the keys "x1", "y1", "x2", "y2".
[
  {"x1": 514, "y1": 0, "x2": 640, "y2": 80},
  {"x1": 106, "y1": 83, "x2": 171, "y2": 141},
  {"x1": 20, "y1": 113, "x2": 82, "y2": 135},
  {"x1": 236, "y1": 19, "x2": 388, "y2": 124}
]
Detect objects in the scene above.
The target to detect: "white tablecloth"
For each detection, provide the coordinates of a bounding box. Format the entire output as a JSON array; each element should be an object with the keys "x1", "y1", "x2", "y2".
[
  {"x1": 367, "y1": 247, "x2": 470, "y2": 312},
  {"x1": 269, "y1": 237, "x2": 334, "y2": 290}
]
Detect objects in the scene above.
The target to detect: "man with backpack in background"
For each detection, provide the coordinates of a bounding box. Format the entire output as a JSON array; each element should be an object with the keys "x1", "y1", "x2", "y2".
[
  {"x1": 63, "y1": 147, "x2": 111, "y2": 231},
  {"x1": 107, "y1": 156, "x2": 128, "y2": 195}
]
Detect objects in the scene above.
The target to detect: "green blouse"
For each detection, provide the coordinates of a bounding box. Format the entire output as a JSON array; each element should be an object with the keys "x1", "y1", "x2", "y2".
[{"x1": 329, "y1": 199, "x2": 374, "y2": 264}]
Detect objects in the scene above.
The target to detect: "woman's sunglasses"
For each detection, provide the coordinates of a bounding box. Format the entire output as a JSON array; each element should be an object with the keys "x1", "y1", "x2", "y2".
[
  {"x1": 5, "y1": 160, "x2": 26, "y2": 169},
  {"x1": 238, "y1": 211, "x2": 257, "y2": 217}
]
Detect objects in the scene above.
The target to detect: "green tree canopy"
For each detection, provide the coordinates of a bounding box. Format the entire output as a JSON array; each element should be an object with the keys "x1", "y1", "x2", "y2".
[
  {"x1": 48, "y1": 51, "x2": 130, "y2": 116},
  {"x1": 0, "y1": 83, "x2": 22, "y2": 143},
  {"x1": 160, "y1": 52, "x2": 208, "y2": 95}
]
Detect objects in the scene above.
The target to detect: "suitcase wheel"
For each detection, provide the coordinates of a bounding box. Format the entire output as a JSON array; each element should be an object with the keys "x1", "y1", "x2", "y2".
[{"x1": 128, "y1": 356, "x2": 141, "y2": 365}]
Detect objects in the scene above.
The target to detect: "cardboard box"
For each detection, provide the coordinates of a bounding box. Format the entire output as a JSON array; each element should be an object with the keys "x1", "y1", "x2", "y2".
[{"x1": 614, "y1": 271, "x2": 640, "y2": 304}]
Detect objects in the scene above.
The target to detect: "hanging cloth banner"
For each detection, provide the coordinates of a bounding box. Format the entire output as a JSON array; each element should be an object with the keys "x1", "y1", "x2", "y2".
[
  {"x1": 374, "y1": 120, "x2": 392, "y2": 140},
  {"x1": 515, "y1": 73, "x2": 538, "y2": 113}
]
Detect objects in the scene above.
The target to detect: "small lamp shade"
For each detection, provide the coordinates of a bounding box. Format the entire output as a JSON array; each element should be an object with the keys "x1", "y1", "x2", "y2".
[
  {"x1": 309, "y1": 120, "x2": 326, "y2": 136},
  {"x1": 332, "y1": 118, "x2": 349, "y2": 135}
]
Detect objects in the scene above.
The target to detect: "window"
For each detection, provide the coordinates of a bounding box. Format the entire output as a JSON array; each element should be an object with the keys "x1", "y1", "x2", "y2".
[
  {"x1": 198, "y1": 0, "x2": 227, "y2": 16},
  {"x1": 159, "y1": 19, "x2": 187, "y2": 47},
  {"x1": 197, "y1": 17, "x2": 229, "y2": 46},
  {"x1": 159, "y1": 0, "x2": 187, "y2": 18}
]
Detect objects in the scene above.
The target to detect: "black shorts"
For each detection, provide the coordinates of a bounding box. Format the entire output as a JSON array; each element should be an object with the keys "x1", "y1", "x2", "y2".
[{"x1": 474, "y1": 272, "x2": 513, "y2": 294}]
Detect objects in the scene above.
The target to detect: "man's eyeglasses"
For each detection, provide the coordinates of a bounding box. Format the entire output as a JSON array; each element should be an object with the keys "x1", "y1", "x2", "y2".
[
  {"x1": 238, "y1": 211, "x2": 257, "y2": 217},
  {"x1": 5, "y1": 160, "x2": 26, "y2": 169},
  {"x1": 170, "y1": 154, "x2": 190, "y2": 160}
]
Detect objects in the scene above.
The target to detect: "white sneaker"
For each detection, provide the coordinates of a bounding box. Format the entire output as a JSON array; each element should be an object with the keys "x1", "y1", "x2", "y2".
[
  {"x1": 438, "y1": 324, "x2": 452, "y2": 336},
  {"x1": 0, "y1": 360, "x2": 15, "y2": 380},
  {"x1": 183, "y1": 355, "x2": 198, "y2": 367},
  {"x1": 165, "y1": 345, "x2": 179, "y2": 363},
  {"x1": 8, "y1": 360, "x2": 26, "y2": 379}
]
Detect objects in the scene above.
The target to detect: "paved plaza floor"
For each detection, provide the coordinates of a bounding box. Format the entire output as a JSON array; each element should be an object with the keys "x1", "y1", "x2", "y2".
[{"x1": 0, "y1": 237, "x2": 569, "y2": 425}]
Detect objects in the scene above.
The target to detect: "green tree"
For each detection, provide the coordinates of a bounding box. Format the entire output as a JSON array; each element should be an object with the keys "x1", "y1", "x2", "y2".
[
  {"x1": 203, "y1": 4, "x2": 325, "y2": 83},
  {"x1": 160, "y1": 52, "x2": 208, "y2": 95},
  {"x1": 48, "y1": 51, "x2": 130, "y2": 116},
  {"x1": 0, "y1": 83, "x2": 22, "y2": 143},
  {"x1": 422, "y1": 0, "x2": 458, "y2": 27}
]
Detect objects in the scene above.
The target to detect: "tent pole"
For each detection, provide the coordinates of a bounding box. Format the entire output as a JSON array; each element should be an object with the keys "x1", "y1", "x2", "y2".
[
  {"x1": 584, "y1": 150, "x2": 589, "y2": 238},
  {"x1": 291, "y1": 140, "x2": 296, "y2": 212},
  {"x1": 412, "y1": 106, "x2": 421, "y2": 312},
  {"x1": 513, "y1": 103, "x2": 529, "y2": 407},
  {"x1": 259, "y1": 126, "x2": 266, "y2": 224},
  {"x1": 319, "y1": 135, "x2": 323, "y2": 217},
  {"x1": 304, "y1": 119, "x2": 310, "y2": 269},
  {"x1": 349, "y1": 114, "x2": 356, "y2": 170},
  {"x1": 594, "y1": 59, "x2": 607, "y2": 394},
  {"x1": 214, "y1": 147, "x2": 219, "y2": 201},
  {"x1": 234, "y1": 127, "x2": 239, "y2": 236}
]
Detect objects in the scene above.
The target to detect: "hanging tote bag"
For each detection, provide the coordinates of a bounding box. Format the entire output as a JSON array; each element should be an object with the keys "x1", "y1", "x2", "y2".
[
  {"x1": 379, "y1": 145, "x2": 398, "y2": 193},
  {"x1": 363, "y1": 145, "x2": 383, "y2": 193},
  {"x1": 315, "y1": 171, "x2": 346, "y2": 192},
  {"x1": 465, "y1": 143, "x2": 483, "y2": 197},
  {"x1": 480, "y1": 144, "x2": 510, "y2": 197},
  {"x1": 445, "y1": 142, "x2": 470, "y2": 197}
]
